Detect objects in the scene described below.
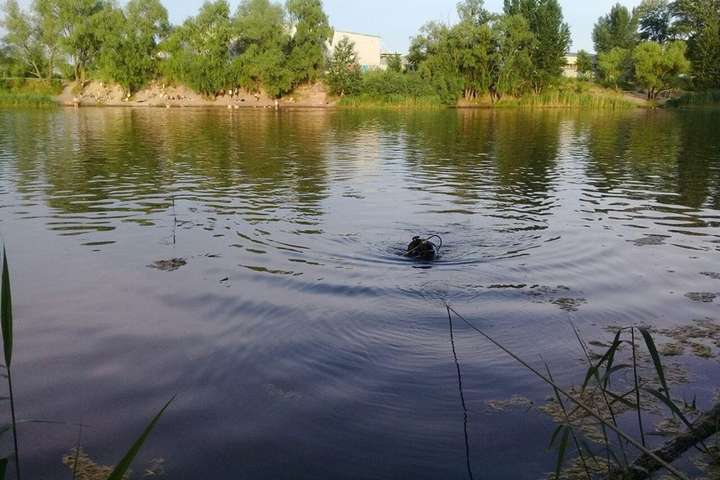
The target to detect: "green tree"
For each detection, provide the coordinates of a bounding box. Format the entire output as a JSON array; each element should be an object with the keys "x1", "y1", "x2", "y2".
[
  {"x1": 635, "y1": 0, "x2": 673, "y2": 42},
  {"x1": 576, "y1": 49, "x2": 594, "y2": 77},
  {"x1": 593, "y1": 3, "x2": 639, "y2": 53},
  {"x1": 597, "y1": 46, "x2": 632, "y2": 89},
  {"x1": 230, "y1": 0, "x2": 292, "y2": 97},
  {"x1": 1, "y1": 0, "x2": 46, "y2": 78},
  {"x1": 490, "y1": 13, "x2": 535, "y2": 101},
  {"x1": 98, "y1": 0, "x2": 169, "y2": 94},
  {"x1": 52, "y1": 0, "x2": 110, "y2": 81},
  {"x1": 672, "y1": 0, "x2": 720, "y2": 88},
  {"x1": 326, "y1": 37, "x2": 361, "y2": 96},
  {"x1": 286, "y1": 0, "x2": 332, "y2": 86},
  {"x1": 162, "y1": 0, "x2": 233, "y2": 95},
  {"x1": 633, "y1": 40, "x2": 690, "y2": 98},
  {"x1": 504, "y1": 0, "x2": 571, "y2": 92}
]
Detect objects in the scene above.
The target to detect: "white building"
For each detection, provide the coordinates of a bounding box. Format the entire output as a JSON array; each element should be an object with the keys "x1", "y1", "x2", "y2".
[{"x1": 330, "y1": 31, "x2": 383, "y2": 71}]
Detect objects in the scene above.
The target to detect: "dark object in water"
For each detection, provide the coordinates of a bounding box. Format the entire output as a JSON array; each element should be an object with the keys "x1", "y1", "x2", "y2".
[{"x1": 406, "y1": 235, "x2": 442, "y2": 261}]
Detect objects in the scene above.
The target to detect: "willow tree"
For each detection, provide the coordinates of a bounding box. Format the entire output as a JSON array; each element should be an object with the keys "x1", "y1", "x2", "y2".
[
  {"x1": 231, "y1": 0, "x2": 292, "y2": 97},
  {"x1": 673, "y1": 0, "x2": 720, "y2": 88},
  {"x1": 0, "y1": 0, "x2": 46, "y2": 78},
  {"x1": 162, "y1": 0, "x2": 233, "y2": 95},
  {"x1": 98, "y1": 0, "x2": 169, "y2": 94},
  {"x1": 593, "y1": 3, "x2": 639, "y2": 53},
  {"x1": 633, "y1": 40, "x2": 690, "y2": 98},
  {"x1": 504, "y1": 0, "x2": 571, "y2": 92},
  {"x1": 285, "y1": 0, "x2": 332, "y2": 86}
]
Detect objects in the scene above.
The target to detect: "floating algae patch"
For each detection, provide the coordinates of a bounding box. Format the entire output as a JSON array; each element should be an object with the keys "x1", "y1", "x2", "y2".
[
  {"x1": 701, "y1": 272, "x2": 720, "y2": 280},
  {"x1": 629, "y1": 234, "x2": 669, "y2": 247},
  {"x1": 685, "y1": 292, "x2": 717, "y2": 303},
  {"x1": 525, "y1": 285, "x2": 587, "y2": 312},
  {"x1": 654, "y1": 319, "x2": 720, "y2": 359},
  {"x1": 62, "y1": 448, "x2": 166, "y2": 479},
  {"x1": 691, "y1": 445, "x2": 720, "y2": 480},
  {"x1": 148, "y1": 258, "x2": 187, "y2": 272},
  {"x1": 62, "y1": 448, "x2": 116, "y2": 480},
  {"x1": 485, "y1": 395, "x2": 534, "y2": 412},
  {"x1": 660, "y1": 342, "x2": 685, "y2": 356},
  {"x1": 545, "y1": 456, "x2": 610, "y2": 480}
]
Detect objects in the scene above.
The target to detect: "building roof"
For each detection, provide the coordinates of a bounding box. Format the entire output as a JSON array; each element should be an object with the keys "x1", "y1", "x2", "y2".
[{"x1": 333, "y1": 30, "x2": 382, "y2": 39}]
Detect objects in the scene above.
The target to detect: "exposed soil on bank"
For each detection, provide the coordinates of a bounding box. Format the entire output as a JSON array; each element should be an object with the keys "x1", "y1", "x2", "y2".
[{"x1": 56, "y1": 81, "x2": 335, "y2": 108}]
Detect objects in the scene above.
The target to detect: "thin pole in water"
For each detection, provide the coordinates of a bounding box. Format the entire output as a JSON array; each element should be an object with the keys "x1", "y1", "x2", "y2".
[{"x1": 447, "y1": 306, "x2": 474, "y2": 480}]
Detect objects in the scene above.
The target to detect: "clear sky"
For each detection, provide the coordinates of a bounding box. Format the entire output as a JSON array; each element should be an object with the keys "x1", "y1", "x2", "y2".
[{"x1": 162, "y1": 0, "x2": 644, "y2": 54}]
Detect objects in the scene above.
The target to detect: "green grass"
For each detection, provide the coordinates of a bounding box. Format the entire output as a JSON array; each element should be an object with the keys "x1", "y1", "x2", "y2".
[
  {"x1": 0, "y1": 91, "x2": 56, "y2": 108},
  {"x1": 337, "y1": 93, "x2": 444, "y2": 109},
  {"x1": 0, "y1": 78, "x2": 62, "y2": 108},
  {"x1": 666, "y1": 90, "x2": 720, "y2": 108},
  {"x1": 509, "y1": 89, "x2": 638, "y2": 109}
]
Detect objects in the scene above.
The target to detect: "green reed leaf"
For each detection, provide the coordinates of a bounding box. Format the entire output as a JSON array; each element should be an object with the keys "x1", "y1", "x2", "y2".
[
  {"x1": 106, "y1": 396, "x2": 174, "y2": 480},
  {"x1": 1, "y1": 248, "x2": 12, "y2": 368}
]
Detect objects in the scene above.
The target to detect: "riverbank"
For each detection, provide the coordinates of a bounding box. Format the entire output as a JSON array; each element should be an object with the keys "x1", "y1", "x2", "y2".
[
  {"x1": 54, "y1": 81, "x2": 334, "y2": 108},
  {"x1": 0, "y1": 79, "x2": 701, "y2": 110}
]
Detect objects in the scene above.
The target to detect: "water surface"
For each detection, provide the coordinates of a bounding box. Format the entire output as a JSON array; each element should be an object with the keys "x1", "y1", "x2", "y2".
[{"x1": 1, "y1": 107, "x2": 719, "y2": 479}]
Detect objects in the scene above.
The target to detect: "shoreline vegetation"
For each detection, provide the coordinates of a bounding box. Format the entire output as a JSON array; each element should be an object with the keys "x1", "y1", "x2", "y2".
[
  {"x1": 0, "y1": 77, "x2": 696, "y2": 110},
  {"x1": 2, "y1": 0, "x2": 720, "y2": 111}
]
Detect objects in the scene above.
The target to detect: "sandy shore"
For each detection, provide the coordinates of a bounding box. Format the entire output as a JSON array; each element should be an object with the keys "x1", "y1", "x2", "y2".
[{"x1": 56, "y1": 81, "x2": 335, "y2": 108}]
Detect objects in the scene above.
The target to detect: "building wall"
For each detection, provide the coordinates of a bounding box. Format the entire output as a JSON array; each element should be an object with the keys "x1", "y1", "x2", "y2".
[
  {"x1": 563, "y1": 54, "x2": 579, "y2": 78},
  {"x1": 330, "y1": 31, "x2": 382, "y2": 71}
]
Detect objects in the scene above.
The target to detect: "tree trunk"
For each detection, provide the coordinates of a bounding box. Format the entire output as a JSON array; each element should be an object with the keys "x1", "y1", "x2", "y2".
[{"x1": 607, "y1": 402, "x2": 720, "y2": 480}]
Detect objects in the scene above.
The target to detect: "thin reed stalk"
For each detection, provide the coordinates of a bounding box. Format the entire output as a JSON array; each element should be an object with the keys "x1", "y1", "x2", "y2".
[{"x1": 445, "y1": 305, "x2": 689, "y2": 480}]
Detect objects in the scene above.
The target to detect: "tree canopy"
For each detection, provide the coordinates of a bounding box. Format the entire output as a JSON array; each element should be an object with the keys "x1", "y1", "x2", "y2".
[{"x1": 593, "y1": 3, "x2": 639, "y2": 53}]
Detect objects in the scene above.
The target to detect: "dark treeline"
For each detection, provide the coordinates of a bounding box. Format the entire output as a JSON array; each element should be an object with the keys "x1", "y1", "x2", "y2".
[{"x1": 1, "y1": 0, "x2": 719, "y2": 103}]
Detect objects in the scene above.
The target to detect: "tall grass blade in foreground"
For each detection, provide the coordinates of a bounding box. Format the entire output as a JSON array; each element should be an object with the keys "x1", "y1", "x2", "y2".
[
  {"x1": 1, "y1": 248, "x2": 19, "y2": 480},
  {"x1": 105, "y1": 396, "x2": 174, "y2": 480},
  {"x1": 445, "y1": 305, "x2": 689, "y2": 480}
]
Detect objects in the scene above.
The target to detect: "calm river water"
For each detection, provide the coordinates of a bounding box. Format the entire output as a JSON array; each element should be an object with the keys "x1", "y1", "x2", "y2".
[{"x1": 1, "y1": 107, "x2": 719, "y2": 479}]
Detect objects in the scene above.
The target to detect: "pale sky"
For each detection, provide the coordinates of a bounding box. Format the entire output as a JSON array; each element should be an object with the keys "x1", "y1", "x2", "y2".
[{"x1": 11, "y1": 0, "x2": 644, "y2": 54}]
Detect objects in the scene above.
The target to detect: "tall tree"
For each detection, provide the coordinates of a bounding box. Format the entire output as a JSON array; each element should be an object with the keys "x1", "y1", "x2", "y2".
[
  {"x1": 490, "y1": 13, "x2": 535, "y2": 101},
  {"x1": 285, "y1": 0, "x2": 332, "y2": 86},
  {"x1": 635, "y1": 0, "x2": 674, "y2": 42},
  {"x1": 672, "y1": 0, "x2": 720, "y2": 88},
  {"x1": 1, "y1": 0, "x2": 46, "y2": 78},
  {"x1": 593, "y1": 3, "x2": 639, "y2": 53},
  {"x1": 326, "y1": 37, "x2": 361, "y2": 96},
  {"x1": 504, "y1": 0, "x2": 571, "y2": 91},
  {"x1": 97, "y1": 0, "x2": 169, "y2": 94},
  {"x1": 162, "y1": 0, "x2": 233, "y2": 95},
  {"x1": 53, "y1": 0, "x2": 110, "y2": 81},
  {"x1": 231, "y1": 0, "x2": 291, "y2": 97},
  {"x1": 633, "y1": 40, "x2": 690, "y2": 97},
  {"x1": 31, "y1": 0, "x2": 63, "y2": 79}
]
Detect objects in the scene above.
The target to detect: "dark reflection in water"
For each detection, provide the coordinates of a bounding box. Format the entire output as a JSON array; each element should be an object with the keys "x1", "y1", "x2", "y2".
[{"x1": 0, "y1": 108, "x2": 719, "y2": 479}]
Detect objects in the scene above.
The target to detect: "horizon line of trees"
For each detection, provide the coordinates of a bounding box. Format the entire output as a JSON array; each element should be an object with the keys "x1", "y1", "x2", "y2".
[
  {"x1": 1, "y1": 0, "x2": 719, "y2": 102},
  {"x1": 0, "y1": 0, "x2": 333, "y2": 97}
]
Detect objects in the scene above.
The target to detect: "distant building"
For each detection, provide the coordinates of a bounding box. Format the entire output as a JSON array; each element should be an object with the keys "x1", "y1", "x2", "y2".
[
  {"x1": 563, "y1": 52, "x2": 596, "y2": 79},
  {"x1": 330, "y1": 31, "x2": 382, "y2": 71},
  {"x1": 563, "y1": 53, "x2": 580, "y2": 78}
]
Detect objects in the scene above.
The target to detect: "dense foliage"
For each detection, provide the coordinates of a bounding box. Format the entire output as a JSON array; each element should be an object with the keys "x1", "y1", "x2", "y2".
[
  {"x1": 407, "y1": 0, "x2": 570, "y2": 104},
  {"x1": 591, "y1": 0, "x2": 719, "y2": 96},
  {"x1": 1, "y1": 0, "x2": 332, "y2": 95},
  {"x1": 1, "y1": 0, "x2": 719, "y2": 102}
]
